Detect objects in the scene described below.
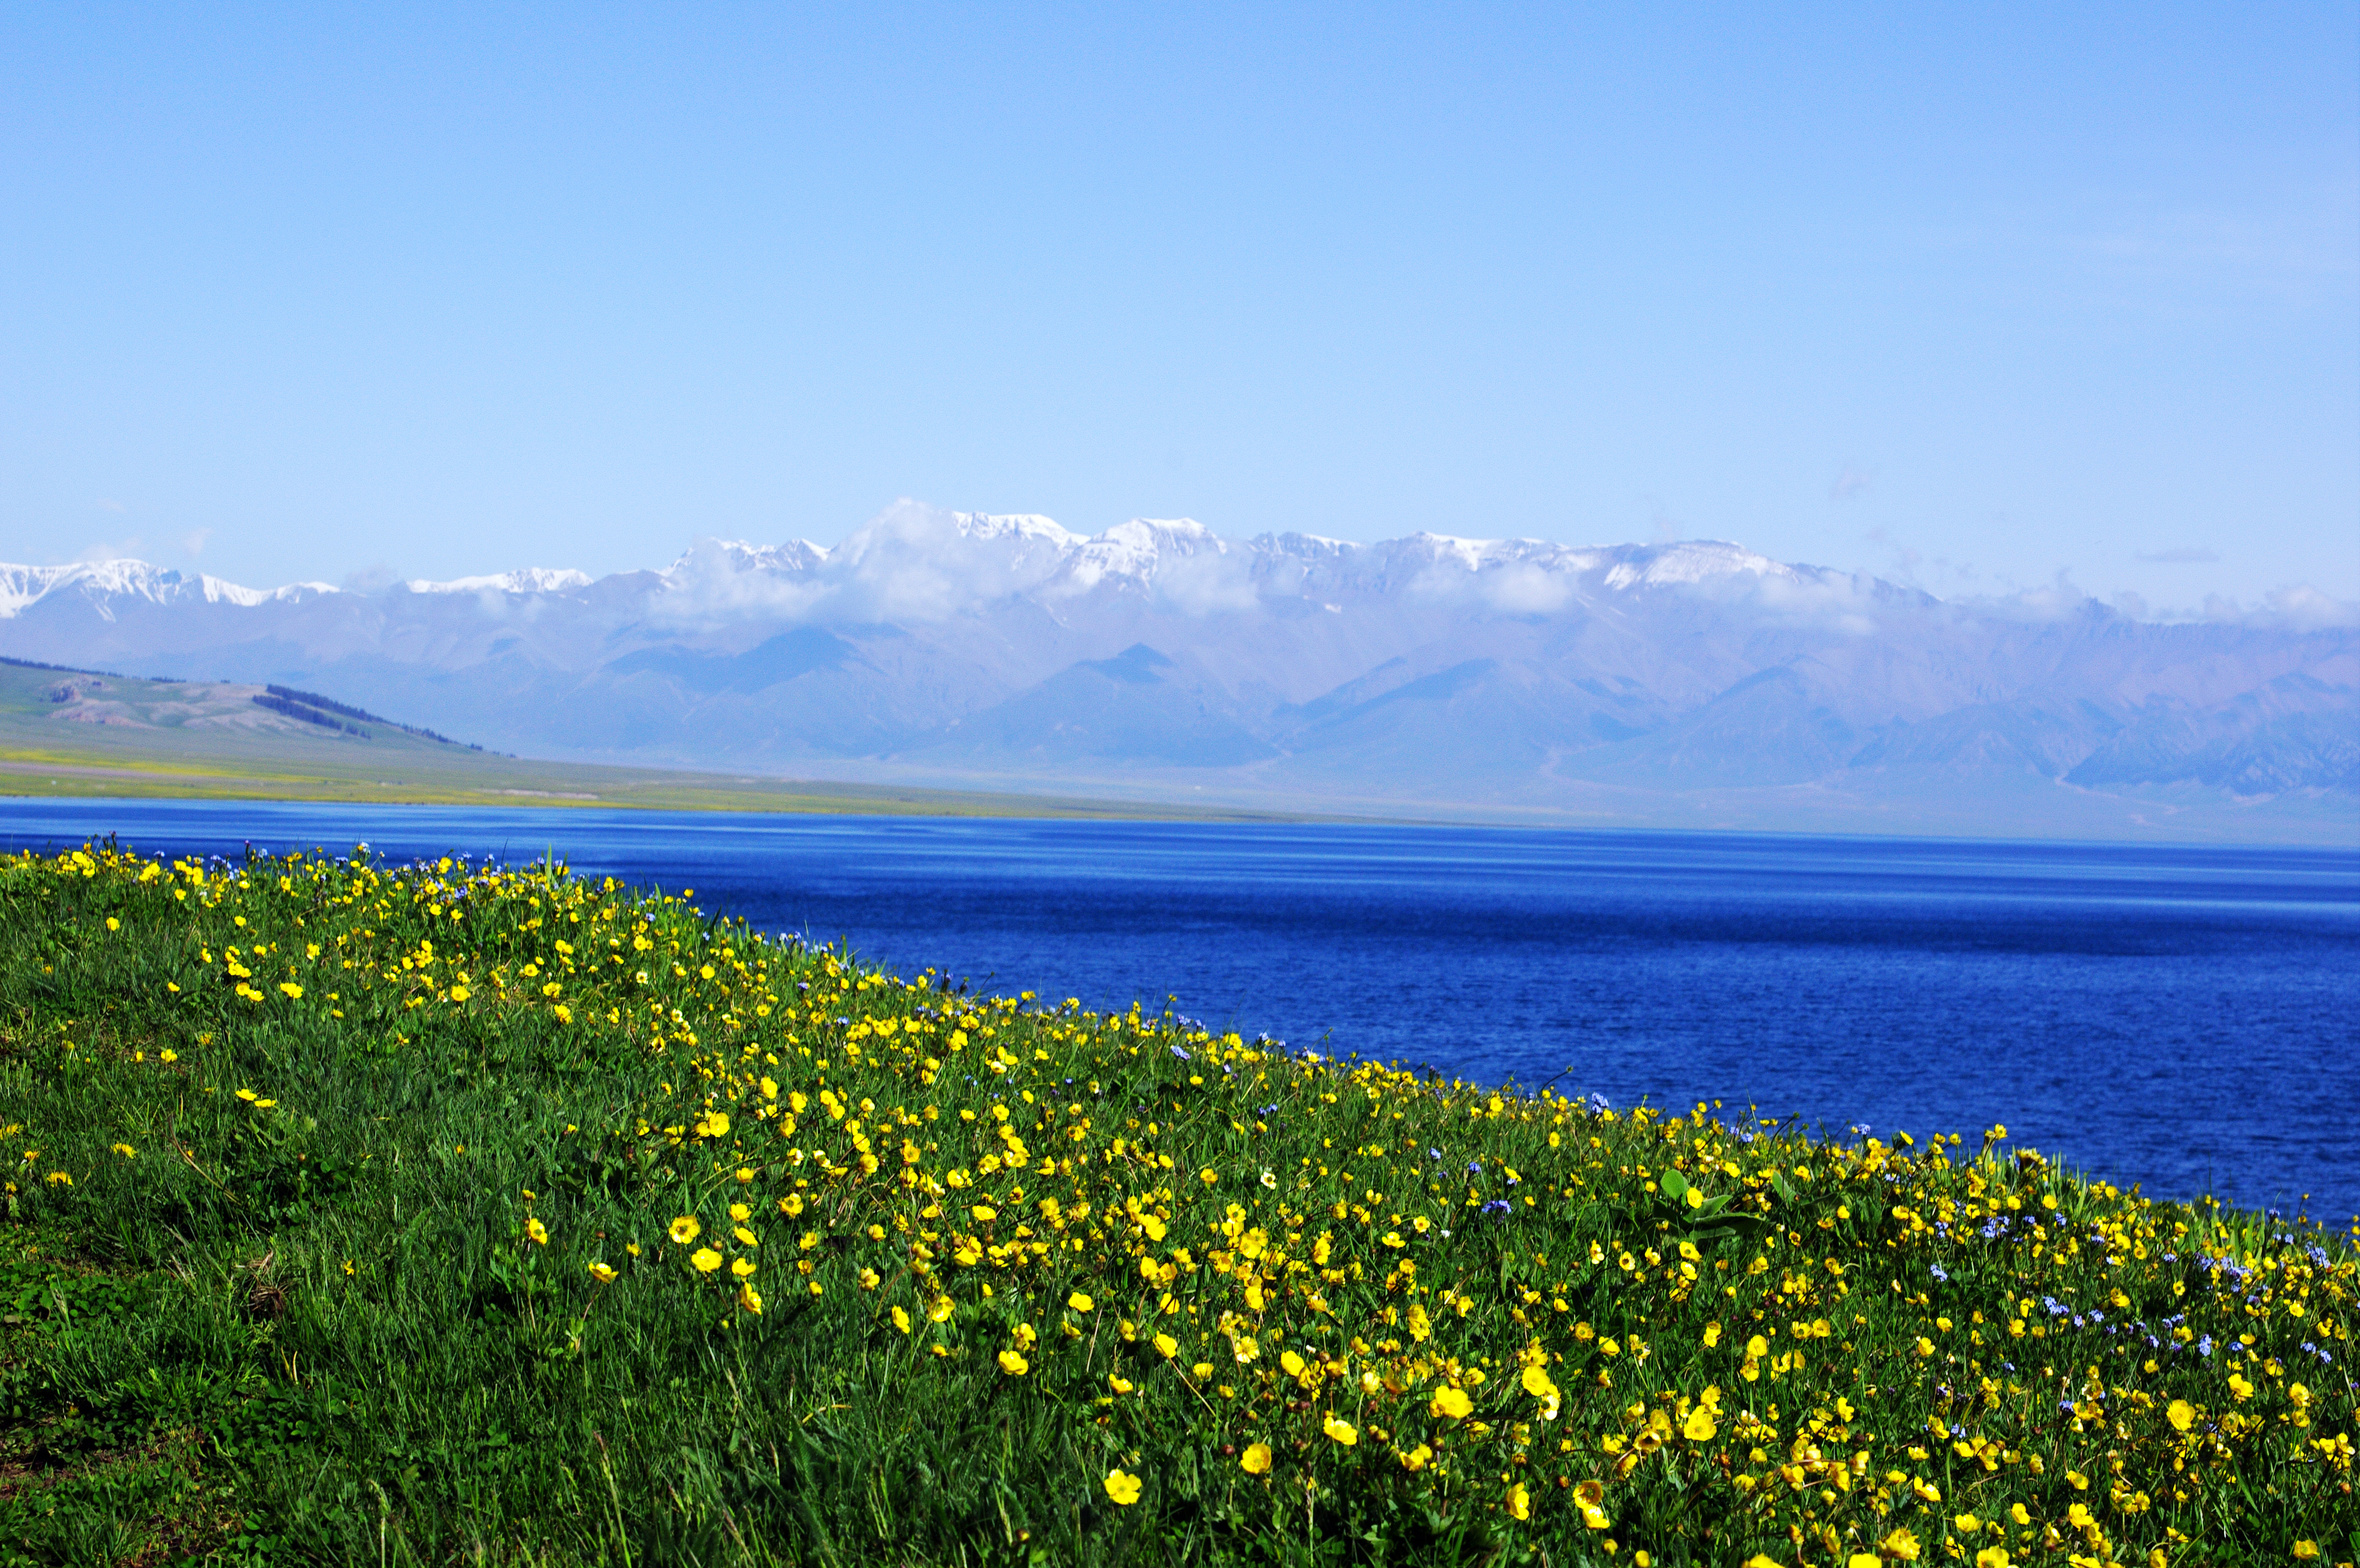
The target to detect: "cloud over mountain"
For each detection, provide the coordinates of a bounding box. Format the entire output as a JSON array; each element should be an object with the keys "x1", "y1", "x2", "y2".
[{"x1": 3, "y1": 503, "x2": 2352, "y2": 838}]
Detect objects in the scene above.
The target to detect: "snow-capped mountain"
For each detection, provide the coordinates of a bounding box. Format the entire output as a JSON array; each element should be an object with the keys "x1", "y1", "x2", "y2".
[
  {"x1": 406, "y1": 567, "x2": 595, "y2": 596},
  {"x1": 4, "y1": 501, "x2": 2353, "y2": 835},
  {"x1": 0, "y1": 558, "x2": 340, "y2": 618}
]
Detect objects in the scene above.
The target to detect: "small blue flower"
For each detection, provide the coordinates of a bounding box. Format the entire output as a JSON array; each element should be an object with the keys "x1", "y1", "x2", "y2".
[
  {"x1": 1481, "y1": 1199, "x2": 1512, "y2": 1219},
  {"x1": 1467, "y1": 1161, "x2": 1483, "y2": 1177},
  {"x1": 1929, "y1": 1264, "x2": 1949, "y2": 1283}
]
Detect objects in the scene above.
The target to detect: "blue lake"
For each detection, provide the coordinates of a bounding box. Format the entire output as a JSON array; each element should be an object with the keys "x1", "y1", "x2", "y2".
[{"x1": 5, "y1": 797, "x2": 2357, "y2": 1223}]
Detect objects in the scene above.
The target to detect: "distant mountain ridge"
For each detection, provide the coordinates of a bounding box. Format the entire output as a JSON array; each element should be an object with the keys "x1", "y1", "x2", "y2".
[{"x1": 4, "y1": 501, "x2": 2354, "y2": 838}]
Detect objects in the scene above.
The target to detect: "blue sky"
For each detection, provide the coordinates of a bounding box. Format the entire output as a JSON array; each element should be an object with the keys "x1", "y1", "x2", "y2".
[{"x1": 4, "y1": 3, "x2": 2354, "y2": 609}]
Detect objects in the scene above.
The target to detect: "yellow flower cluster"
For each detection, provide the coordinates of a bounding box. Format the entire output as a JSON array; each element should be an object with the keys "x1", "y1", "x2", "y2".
[{"x1": 7, "y1": 841, "x2": 2353, "y2": 1563}]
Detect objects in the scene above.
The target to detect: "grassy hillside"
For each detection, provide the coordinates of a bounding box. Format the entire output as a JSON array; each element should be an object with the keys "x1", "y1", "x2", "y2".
[
  {"x1": 0, "y1": 660, "x2": 1295, "y2": 820},
  {"x1": 0, "y1": 842, "x2": 2350, "y2": 1565}
]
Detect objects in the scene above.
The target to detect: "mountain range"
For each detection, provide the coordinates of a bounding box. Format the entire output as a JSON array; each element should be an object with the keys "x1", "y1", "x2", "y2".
[{"x1": 4, "y1": 502, "x2": 2354, "y2": 838}]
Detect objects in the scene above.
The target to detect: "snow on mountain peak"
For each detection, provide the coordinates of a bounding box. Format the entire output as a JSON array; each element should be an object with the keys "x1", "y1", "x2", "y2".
[
  {"x1": 948, "y1": 511, "x2": 1077, "y2": 548},
  {"x1": 0, "y1": 515, "x2": 1863, "y2": 634},
  {"x1": 0, "y1": 559, "x2": 340, "y2": 619},
  {"x1": 1600, "y1": 540, "x2": 1793, "y2": 590},
  {"x1": 408, "y1": 567, "x2": 593, "y2": 595},
  {"x1": 1043, "y1": 518, "x2": 1223, "y2": 597}
]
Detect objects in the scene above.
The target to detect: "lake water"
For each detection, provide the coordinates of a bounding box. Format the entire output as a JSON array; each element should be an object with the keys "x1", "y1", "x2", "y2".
[{"x1": 6, "y1": 797, "x2": 2357, "y2": 1223}]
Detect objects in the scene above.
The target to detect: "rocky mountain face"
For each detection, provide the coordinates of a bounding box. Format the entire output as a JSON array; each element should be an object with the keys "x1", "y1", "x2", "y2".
[{"x1": 5, "y1": 502, "x2": 2354, "y2": 836}]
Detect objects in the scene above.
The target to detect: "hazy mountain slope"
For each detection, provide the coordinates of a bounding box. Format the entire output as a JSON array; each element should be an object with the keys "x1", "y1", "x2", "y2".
[
  {"x1": 4, "y1": 503, "x2": 2352, "y2": 837},
  {"x1": 920, "y1": 645, "x2": 1279, "y2": 768},
  {"x1": 0, "y1": 657, "x2": 1268, "y2": 819}
]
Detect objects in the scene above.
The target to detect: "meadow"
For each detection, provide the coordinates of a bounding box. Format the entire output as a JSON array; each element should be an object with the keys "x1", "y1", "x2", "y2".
[
  {"x1": 0, "y1": 842, "x2": 2350, "y2": 1566},
  {"x1": 0, "y1": 659, "x2": 1282, "y2": 820}
]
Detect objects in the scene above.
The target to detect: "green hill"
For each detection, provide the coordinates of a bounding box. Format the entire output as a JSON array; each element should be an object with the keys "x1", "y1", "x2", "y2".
[
  {"x1": 0, "y1": 658, "x2": 1286, "y2": 819},
  {"x1": 0, "y1": 842, "x2": 2349, "y2": 1563}
]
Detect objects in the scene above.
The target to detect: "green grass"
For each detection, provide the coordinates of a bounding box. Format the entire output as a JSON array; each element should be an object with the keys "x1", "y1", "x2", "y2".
[{"x1": 0, "y1": 841, "x2": 2351, "y2": 1567}]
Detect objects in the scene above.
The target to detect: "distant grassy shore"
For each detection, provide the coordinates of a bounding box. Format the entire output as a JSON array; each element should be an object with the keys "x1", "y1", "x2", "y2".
[
  {"x1": 0, "y1": 658, "x2": 1299, "y2": 820},
  {"x1": 0, "y1": 843, "x2": 2352, "y2": 1566}
]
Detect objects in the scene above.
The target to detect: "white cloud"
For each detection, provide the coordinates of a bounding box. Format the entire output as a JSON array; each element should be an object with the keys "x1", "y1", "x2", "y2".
[
  {"x1": 2250, "y1": 584, "x2": 2359, "y2": 631},
  {"x1": 825, "y1": 502, "x2": 1073, "y2": 621},
  {"x1": 1151, "y1": 545, "x2": 1260, "y2": 615},
  {"x1": 1472, "y1": 564, "x2": 1573, "y2": 614}
]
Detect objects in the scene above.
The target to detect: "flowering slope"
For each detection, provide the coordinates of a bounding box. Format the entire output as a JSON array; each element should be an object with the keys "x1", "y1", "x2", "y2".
[{"x1": 0, "y1": 843, "x2": 2351, "y2": 1566}]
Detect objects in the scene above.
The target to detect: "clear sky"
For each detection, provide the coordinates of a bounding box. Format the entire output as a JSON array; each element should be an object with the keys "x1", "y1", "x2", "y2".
[{"x1": 4, "y1": 3, "x2": 2355, "y2": 611}]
